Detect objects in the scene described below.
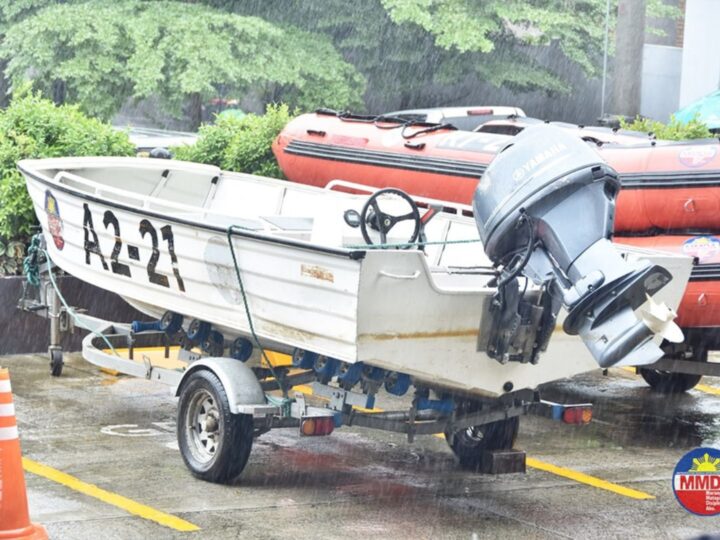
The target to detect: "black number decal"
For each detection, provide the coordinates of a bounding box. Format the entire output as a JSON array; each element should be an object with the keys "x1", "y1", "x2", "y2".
[
  {"x1": 161, "y1": 225, "x2": 185, "y2": 292},
  {"x1": 103, "y1": 211, "x2": 131, "y2": 277},
  {"x1": 83, "y1": 204, "x2": 108, "y2": 270},
  {"x1": 81, "y1": 206, "x2": 185, "y2": 291},
  {"x1": 139, "y1": 219, "x2": 169, "y2": 287}
]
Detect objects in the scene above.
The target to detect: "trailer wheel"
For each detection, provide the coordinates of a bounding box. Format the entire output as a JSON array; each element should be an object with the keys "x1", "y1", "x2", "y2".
[
  {"x1": 639, "y1": 346, "x2": 705, "y2": 394},
  {"x1": 177, "y1": 369, "x2": 254, "y2": 483},
  {"x1": 445, "y1": 417, "x2": 519, "y2": 471},
  {"x1": 49, "y1": 348, "x2": 63, "y2": 377},
  {"x1": 639, "y1": 365, "x2": 702, "y2": 393}
]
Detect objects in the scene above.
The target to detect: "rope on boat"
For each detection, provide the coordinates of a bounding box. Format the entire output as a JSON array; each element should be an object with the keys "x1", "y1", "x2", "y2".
[
  {"x1": 41, "y1": 249, "x2": 120, "y2": 356},
  {"x1": 226, "y1": 225, "x2": 288, "y2": 397},
  {"x1": 224, "y1": 227, "x2": 484, "y2": 397},
  {"x1": 23, "y1": 234, "x2": 42, "y2": 287},
  {"x1": 266, "y1": 394, "x2": 292, "y2": 417},
  {"x1": 346, "y1": 237, "x2": 483, "y2": 250}
]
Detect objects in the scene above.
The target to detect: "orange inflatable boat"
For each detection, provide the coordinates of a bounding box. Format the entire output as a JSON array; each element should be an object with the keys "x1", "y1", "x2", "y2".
[
  {"x1": 274, "y1": 111, "x2": 720, "y2": 234},
  {"x1": 615, "y1": 235, "x2": 720, "y2": 329},
  {"x1": 273, "y1": 110, "x2": 506, "y2": 205}
]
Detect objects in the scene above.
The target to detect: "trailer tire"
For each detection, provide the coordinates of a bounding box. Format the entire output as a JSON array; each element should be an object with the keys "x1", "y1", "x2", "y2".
[
  {"x1": 639, "y1": 368, "x2": 702, "y2": 393},
  {"x1": 177, "y1": 369, "x2": 253, "y2": 484},
  {"x1": 49, "y1": 349, "x2": 63, "y2": 377},
  {"x1": 639, "y1": 346, "x2": 705, "y2": 394},
  {"x1": 445, "y1": 417, "x2": 519, "y2": 471}
]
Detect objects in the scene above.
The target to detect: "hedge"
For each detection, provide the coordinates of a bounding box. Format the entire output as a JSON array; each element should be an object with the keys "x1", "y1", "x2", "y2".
[
  {"x1": 0, "y1": 90, "x2": 135, "y2": 242},
  {"x1": 173, "y1": 103, "x2": 293, "y2": 178}
]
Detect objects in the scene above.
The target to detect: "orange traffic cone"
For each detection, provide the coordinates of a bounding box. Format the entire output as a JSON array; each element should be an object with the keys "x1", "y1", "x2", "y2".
[{"x1": 0, "y1": 368, "x2": 47, "y2": 540}]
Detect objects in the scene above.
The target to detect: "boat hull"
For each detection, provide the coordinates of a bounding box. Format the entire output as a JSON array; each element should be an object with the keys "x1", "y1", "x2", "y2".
[{"x1": 21, "y1": 157, "x2": 692, "y2": 397}]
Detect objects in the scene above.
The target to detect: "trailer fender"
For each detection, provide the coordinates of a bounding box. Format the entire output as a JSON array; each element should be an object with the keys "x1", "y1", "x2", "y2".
[{"x1": 174, "y1": 357, "x2": 265, "y2": 414}]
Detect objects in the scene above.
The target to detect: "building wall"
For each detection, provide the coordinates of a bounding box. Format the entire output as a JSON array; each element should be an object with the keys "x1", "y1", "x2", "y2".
[
  {"x1": 678, "y1": 0, "x2": 720, "y2": 108},
  {"x1": 641, "y1": 44, "x2": 683, "y2": 121}
]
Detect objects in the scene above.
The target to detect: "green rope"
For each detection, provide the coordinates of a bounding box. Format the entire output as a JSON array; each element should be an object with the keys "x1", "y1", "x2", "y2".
[
  {"x1": 41, "y1": 249, "x2": 120, "y2": 356},
  {"x1": 23, "y1": 234, "x2": 42, "y2": 287},
  {"x1": 223, "y1": 227, "x2": 481, "y2": 398},
  {"x1": 226, "y1": 226, "x2": 287, "y2": 397},
  {"x1": 346, "y1": 237, "x2": 482, "y2": 250},
  {"x1": 266, "y1": 394, "x2": 292, "y2": 417}
]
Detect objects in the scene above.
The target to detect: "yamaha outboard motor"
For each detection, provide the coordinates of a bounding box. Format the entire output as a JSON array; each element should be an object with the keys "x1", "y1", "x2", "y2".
[{"x1": 474, "y1": 125, "x2": 681, "y2": 368}]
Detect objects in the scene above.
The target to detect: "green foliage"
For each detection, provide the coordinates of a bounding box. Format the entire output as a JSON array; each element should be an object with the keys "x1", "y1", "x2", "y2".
[
  {"x1": 0, "y1": 1, "x2": 364, "y2": 125},
  {"x1": 0, "y1": 90, "x2": 134, "y2": 240},
  {"x1": 224, "y1": 1, "x2": 447, "y2": 108},
  {"x1": 0, "y1": 240, "x2": 24, "y2": 276},
  {"x1": 173, "y1": 104, "x2": 293, "y2": 178},
  {"x1": 0, "y1": 0, "x2": 72, "y2": 32},
  {"x1": 620, "y1": 115, "x2": 713, "y2": 141},
  {"x1": 0, "y1": 0, "x2": 683, "y2": 115},
  {"x1": 380, "y1": 0, "x2": 681, "y2": 93}
]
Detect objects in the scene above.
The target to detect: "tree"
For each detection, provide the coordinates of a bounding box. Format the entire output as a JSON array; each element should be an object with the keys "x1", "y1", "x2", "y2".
[
  {"x1": 380, "y1": 0, "x2": 680, "y2": 94},
  {"x1": 0, "y1": 1, "x2": 87, "y2": 107},
  {"x1": 0, "y1": 1, "x2": 365, "y2": 128},
  {"x1": 216, "y1": 1, "x2": 485, "y2": 111}
]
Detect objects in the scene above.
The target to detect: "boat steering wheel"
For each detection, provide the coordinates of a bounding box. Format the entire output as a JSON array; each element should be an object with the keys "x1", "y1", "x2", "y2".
[{"x1": 359, "y1": 188, "x2": 421, "y2": 248}]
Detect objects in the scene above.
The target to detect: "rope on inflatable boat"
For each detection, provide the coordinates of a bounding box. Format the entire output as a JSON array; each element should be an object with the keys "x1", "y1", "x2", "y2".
[
  {"x1": 315, "y1": 108, "x2": 457, "y2": 137},
  {"x1": 226, "y1": 225, "x2": 287, "y2": 397}
]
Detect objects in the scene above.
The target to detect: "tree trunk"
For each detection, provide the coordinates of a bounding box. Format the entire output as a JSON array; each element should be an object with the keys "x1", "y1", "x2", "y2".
[
  {"x1": 0, "y1": 60, "x2": 10, "y2": 108},
  {"x1": 612, "y1": 0, "x2": 647, "y2": 117},
  {"x1": 188, "y1": 92, "x2": 203, "y2": 131},
  {"x1": 51, "y1": 79, "x2": 66, "y2": 105}
]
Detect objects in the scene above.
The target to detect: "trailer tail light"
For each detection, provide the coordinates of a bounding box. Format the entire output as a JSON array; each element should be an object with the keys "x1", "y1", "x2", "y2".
[
  {"x1": 562, "y1": 406, "x2": 592, "y2": 425},
  {"x1": 300, "y1": 416, "x2": 335, "y2": 436}
]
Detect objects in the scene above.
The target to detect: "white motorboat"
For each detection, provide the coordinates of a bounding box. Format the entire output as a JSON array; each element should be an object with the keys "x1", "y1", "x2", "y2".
[{"x1": 18, "y1": 126, "x2": 690, "y2": 399}]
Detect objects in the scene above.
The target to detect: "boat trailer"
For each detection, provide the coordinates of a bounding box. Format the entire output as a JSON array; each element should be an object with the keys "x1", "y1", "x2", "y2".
[
  {"x1": 15, "y1": 249, "x2": 603, "y2": 479},
  {"x1": 14, "y1": 216, "x2": 720, "y2": 482},
  {"x1": 80, "y1": 320, "x2": 598, "y2": 477}
]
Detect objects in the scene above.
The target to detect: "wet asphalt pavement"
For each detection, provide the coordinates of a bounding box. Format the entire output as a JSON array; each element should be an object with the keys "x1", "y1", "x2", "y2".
[{"x1": 4, "y1": 352, "x2": 720, "y2": 539}]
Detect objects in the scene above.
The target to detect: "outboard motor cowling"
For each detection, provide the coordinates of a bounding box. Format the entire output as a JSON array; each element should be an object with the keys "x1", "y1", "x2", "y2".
[{"x1": 474, "y1": 125, "x2": 681, "y2": 368}]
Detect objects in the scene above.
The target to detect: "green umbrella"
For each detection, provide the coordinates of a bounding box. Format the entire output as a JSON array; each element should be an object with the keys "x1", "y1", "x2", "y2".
[{"x1": 675, "y1": 90, "x2": 720, "y2": 130}]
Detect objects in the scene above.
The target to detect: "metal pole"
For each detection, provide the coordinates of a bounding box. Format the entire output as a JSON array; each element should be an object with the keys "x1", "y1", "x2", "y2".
[
  {"x1": 48, "y1": 283, "x2": 60, "y2": 351},
  {"x1": 601, "y1": 0, "x2": 611, "y2": 117}
]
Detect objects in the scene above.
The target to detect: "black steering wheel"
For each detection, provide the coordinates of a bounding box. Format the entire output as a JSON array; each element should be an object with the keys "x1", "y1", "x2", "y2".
[{"x1": 359, "y1": 188, "x2": 421, "y2": 248}]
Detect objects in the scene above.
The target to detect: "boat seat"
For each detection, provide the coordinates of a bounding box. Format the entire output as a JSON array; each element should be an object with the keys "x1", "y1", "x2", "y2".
[
  {"x1": 310, "y1": 205, "x2": 344, "y2": 247},
  {"x1": 202, "y1": 214, "x2": 265, "y2": 231},
  {"x1": 261, "y1": 216, "x2": 313, "y2": 231}
]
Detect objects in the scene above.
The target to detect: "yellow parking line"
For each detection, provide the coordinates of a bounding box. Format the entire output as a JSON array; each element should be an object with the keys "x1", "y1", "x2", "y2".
[
  {"x1": 292, "y1": 384, "x2": 654, "y2": 500},
  {"x1": 22, "y1": 458, "x2": 200, "y2": 532},
  {"x1": 524, "y1": 457, "x2": 654, "y2": 500},
  {"x1": 695, "y1": 383, "x2": 720, "y2": 395}
]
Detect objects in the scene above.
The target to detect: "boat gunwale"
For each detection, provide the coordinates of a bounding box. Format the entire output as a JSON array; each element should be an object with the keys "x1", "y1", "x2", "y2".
[{"x1": 18, "y1": 160, "x2": 368, "y2": 261}]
